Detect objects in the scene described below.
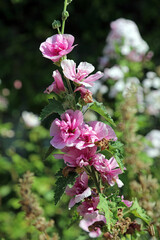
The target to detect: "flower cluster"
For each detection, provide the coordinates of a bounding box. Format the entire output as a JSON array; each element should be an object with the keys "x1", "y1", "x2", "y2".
[
  {"x1": 99, "y1": 18, "x2": 152, "y2": 68},
  {"x1": 39, "y1": 27, "x2": 131, "y2": 237}
]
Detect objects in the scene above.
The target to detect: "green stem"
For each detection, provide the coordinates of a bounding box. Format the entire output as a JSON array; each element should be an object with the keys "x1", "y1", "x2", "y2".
[
  {"x1": 90, "y1": 166, "x2": 101, "y2": 194},
  {"x1": 61, "y1": 0, "x2": 68, "y2": 34},
  {"x1": 65, "y1": 77, "x2": 73, "y2": 94}
]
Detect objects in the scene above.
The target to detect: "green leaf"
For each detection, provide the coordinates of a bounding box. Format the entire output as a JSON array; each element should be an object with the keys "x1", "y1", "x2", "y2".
[
  {"x1": 40, "y1": 99, "x2": 64, "y2": 121},
  {"x1": 109, "y1": 141, "x2": 124, "y2": 171},
  {"x1": 97, "y1": 193, "x2": 113, "y2": 231},
  {"x1": 88, "y1": 101, "x2": 116, "y2": 127},
  {"x1": 54, "y1": 169, "x2": 77, "y2": 205},
  {"x1": 129, "y1": 199, "x2": 151, "y2": 225},
  {"x1": 43, "y1": 145, "x2": 55, "y2": 160}
]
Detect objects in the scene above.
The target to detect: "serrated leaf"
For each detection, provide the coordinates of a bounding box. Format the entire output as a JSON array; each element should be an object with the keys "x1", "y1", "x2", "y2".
[
  {"x1": 97, "y1": 193, "x2": 113, "y2": 231},
  {"x1": 88, "y1": 101, "x2": 116, "y2": 127},
  {"x1": 40, "y1": 99, "x2": 64, "y2": 121},
  {"x1": 43, "y1": 145, "x2": 54, "y2": 160},
  {"x1": 129, "y1": 199, "x2": 151, "y2": 225},
  {"x1": 54, "y1": 169, "x2": 77, "y2": 205},
  {"x1": 109, "y1": 141, "x2": 124, "y2": 171}
]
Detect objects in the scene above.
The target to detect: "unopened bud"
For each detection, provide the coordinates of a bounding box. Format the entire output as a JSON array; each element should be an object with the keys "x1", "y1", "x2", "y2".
[
  {"x1": 67, "y1": 0, "x2": 72, "y2": 4},
  {"x1": 52, "y1": 20, "x2": 61, "y2": 29},
  {"x1": 62, "y1": 11, "x2": 69, "y2": 21}
]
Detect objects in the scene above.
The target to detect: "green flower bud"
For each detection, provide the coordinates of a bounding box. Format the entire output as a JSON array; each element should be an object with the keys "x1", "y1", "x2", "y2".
[
  {"x1": 67, "y1": 0, "x2": 72, "y2": 4},
  {"x1": 52, "y1": 20, "x2": 61, "y2": 29},
  {"x1": 62, "y1": 11, "x2": 69, "y2": 21}
]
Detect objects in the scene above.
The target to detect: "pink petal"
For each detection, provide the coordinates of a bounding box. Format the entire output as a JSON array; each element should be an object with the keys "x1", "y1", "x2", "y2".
[
  {"x1": 84, "y1": 71, "x2": 104, "y2": 84},
  {"x1": 77, "y1": 62, "x2": 95, "y2": 79},
  {"x1": 61, "y1": 59, "x2": 76, "y2": 80},
  {"x1": 50, "y1": 135, "x2": 66, "y2": 149},
  {"x1": 116, "y1": 178, "x2": 124, "y2": 188},
  {"x1": 68, "y1": 198, "x2": 76, "y2": 209},
  {"x1": 75, "y1": 187, "x2": 91, "y2": 203},
  {"x1": 63, "y1": 34, "x2": 75, "y2": 47},
  {"x1": 89, "y1": 121, "x2": 108, "y2": 140},
  {"x1": 106, "y1": 125, "x2": 117, "y2": 141},
  {"x1": 52, "y1": 70, "x2": 65, "y2": 93}
]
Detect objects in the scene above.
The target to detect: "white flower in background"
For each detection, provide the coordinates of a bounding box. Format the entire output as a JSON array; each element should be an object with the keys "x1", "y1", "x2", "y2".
[
  {"x1": 104, "y1": 66, "x2": 124, "y2": 80},
  {"x1": 102, "y1": 18, "x2": 149, "y2": 63},
  {"x1": 22, "y1": 111, "x2": 40, "y2": 128},
  {"x1": 145, "y1": 130, "x2": 160, "y2": 157},
  {"x1": 145, "y1": 90, "x2": 160, "y2": 116},
  {"x1": 143, "y1": 71, "x2": 160, "y2": 93}
]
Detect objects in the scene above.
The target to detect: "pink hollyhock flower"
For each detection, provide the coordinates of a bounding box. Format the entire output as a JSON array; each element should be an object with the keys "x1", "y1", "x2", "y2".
[
  {"x1": 89, "y1": 121, "x2": 117, "y2": 142},
  {"x1": 50, "y1": 110, "x2": 83, "y2": 149},
  {"x1": 79, "y1": 213, "x2": 106, "y2": 238},
  {"x1": 121, "y1": 195, "x2": 132, "y2": 207},
  {"x1": 74, "y1": 124, "x2": 98, "y2": 150},
  {"x1": 75, "y1": 86, "x2": 93, "y2": 103},
  {"x1": 65, "y1": 172, "x2": 91, "y2": 209},
  {"x1": 61, "y1": 59, "x2": 104, "y2": 87},
  {"x1": 77, "y1": 197, "x2": 99, "y2": 220},
  {"x1": 39, "y1": 34, "x2": 76, "y2": 62},
  {"x1": 93, "y1": 155, "x2": 124, "y2": 188},
  {"x1": 44, "y1": 70, "x2": 65, "y2": 94},
  {"x1": 54, "y1": 146, "x2": 97, "y2": 168}
]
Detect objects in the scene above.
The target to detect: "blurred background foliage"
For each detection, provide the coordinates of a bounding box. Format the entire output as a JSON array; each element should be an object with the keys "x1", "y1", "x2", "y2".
[{"x1": 0, "y1": 0, "x2": 160, "y2": 239}]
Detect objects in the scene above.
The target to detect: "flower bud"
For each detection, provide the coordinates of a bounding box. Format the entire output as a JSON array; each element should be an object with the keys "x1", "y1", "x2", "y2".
[
  {"x1": 62, "y1": 11, "x2": 69, "y2": 21},
  {"x1": 52, "y1": 20, "x2": 61, "y2": 29},
  {"x1": 67, "y1": 0, "x2": 72, "y2": 4}
]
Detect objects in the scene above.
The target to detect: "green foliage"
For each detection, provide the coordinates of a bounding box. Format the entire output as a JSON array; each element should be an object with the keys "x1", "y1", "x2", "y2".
[
  {"x1": 88, "y1": 101, "x2": 116, "y2": 126},
  {"x1": 54, "y1": 169, "x2": 77, "y2": 205},
  {"x1": 40, "y1": 98, "x2": 64, "y2": 121},
  {"x1": 98, "y1": 193, "x2": 113, "y2": 231},
  {"x1": 44, "y1": 145, "x2": 55, "y2": 160},
  {"x1": 102, "y1": 141, "x2": 124, "y2": 171},
  {"x1": 129, "y1": 199, "x2": 151, "y2": 225},
  {"x1": 109, "y1": 141, "x2": 124, "y2": 171}
]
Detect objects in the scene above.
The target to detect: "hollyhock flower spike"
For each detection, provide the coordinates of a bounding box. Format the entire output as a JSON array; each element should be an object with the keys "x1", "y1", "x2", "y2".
[
  {"x1": 65, "y1": 172, "x2": 91, "y2": 209},
  {"x1": 61, "y1": 59, "x2": 104, "y2": 87},
  {"x1": 50, "y1": 110, "x2": 83, "y2": 149},
  {"x1": 44, "y1": 70, "x2": 65, "y2": 94},
  {"x1": 39, "y1": 34, "x2": 76, "y2": 62}
]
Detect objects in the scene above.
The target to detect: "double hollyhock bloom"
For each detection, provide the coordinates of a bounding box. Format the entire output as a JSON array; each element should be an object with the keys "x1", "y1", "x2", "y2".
[
  {"x1": 93, "y1": 155, "x2": 124, "y2": 188},
  {"x1": 39, "y1": 34, "x2": 76, "y2": 62},
  {"x1": 50, "y1": 110, "x2": 83, "y2": 149}
]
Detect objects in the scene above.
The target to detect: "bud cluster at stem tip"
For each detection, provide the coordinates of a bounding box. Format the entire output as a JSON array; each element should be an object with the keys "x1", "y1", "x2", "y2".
[
  {"x1": 62, "y1": 10, "x2": 69, "y2": 21},
  {"x1": 52, "y1": 20, "x2": 61, "y2": 30}
]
